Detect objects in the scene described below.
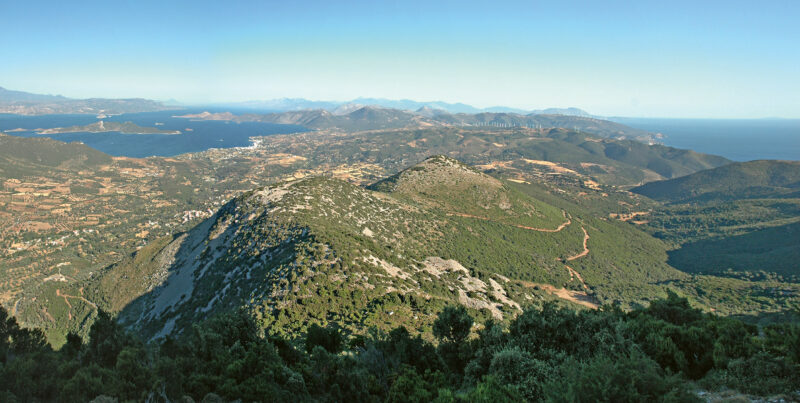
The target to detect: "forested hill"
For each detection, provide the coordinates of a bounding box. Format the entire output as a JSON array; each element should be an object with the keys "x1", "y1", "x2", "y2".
[
  {"x1": 632, "y1": 160, "x2": 800, "y2": 203},
  {"x1": 0, "y1": 133, "x2": 112, "y2": 176},
  {"x1": 87, "y1": 156, "x2": 692, "y2": 343},
  {"x1": 634, "y1": 159, "x2": 800, "y2": 281}
]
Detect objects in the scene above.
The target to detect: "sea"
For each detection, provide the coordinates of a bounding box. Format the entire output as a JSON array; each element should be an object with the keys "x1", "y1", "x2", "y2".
[
  {"x1": 0, "y1": 109, "x2": 308, "y2": 158},
  {"x1": 2, "y1": 111, "x2": 797, "y2": 162},
  {"x1": 612, "y1": 118, "x2": 800, "y2": 162}
]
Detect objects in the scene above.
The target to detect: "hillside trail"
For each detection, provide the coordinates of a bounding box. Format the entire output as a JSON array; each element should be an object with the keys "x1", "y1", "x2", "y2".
[
  {"x1": 12, "y1": 297, "x2": 22, "y2": 316},
  {"x1": 561, "y1": 226, "x2": 590, "y2": 290},
  {"x1": 521, "y1": 281, "x2": 598, "y2": 309},
  {"x1": 446, "y1": 209, "x2": 572, "y2": 232},
  {"x1": 563, "y1": 264, "x2": 588, "y2": 290},
  {"x1": 451, "y1": 208, "x2": 594, "y2": 298},
  {"x1": 566, "y1": 226, "x2": 590, "y2": 261},
  {"x1": 57, "y1": 287, "x2": 98, "y2": 321},
  {"x1": 57, "y1": 289, "x2": 73, "y2": 320}
]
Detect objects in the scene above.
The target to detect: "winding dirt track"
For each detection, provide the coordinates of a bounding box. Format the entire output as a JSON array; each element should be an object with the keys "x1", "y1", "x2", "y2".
[
  {"x1": 561, "y1": 226, "x2": 590, "y2": 290},
  {"x1": 521, "y1": 281, "x2": 598, "y2": 309},
  {"x1": 566, "y1": 227, "x2": 590, "y2": 261},
  {"x1": 450, "y1": 209, "x2": 596, "y2": 304},
  {"x1": 57, "y1": 288, "x2": 98, "y2": 321},
  {"x1": 563, "y1": 264, "x2": 588, "y2": 289},
  {"x1": 12, "y1": 298, "x2": 21, "y2": 316},
  {"x1": 57, "y1": 289, "x2": 73, "y2": 320}
]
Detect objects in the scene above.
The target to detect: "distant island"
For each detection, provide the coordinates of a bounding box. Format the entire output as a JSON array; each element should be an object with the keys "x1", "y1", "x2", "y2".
[
  {"x1": 37, "y1": 120, "x2": 181, "y2": 135},
  {"x1": 173, "y1": 111, "x2": 237, "y2": 121}
]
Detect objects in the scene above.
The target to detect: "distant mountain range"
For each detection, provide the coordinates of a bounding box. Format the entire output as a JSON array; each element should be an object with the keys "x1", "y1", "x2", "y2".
[
  {"x1": 0, "y1": 86, "x2": 596, "y2": 118},
  {"x1": 176, "y1": 105, "x2": 656, "y2": 142},
  {"x1": 214, "y1": 97, "x2": 595, "y2": 117},
  {"x1": 0, "y1": 86, "x2": 171, "y2": 115}
]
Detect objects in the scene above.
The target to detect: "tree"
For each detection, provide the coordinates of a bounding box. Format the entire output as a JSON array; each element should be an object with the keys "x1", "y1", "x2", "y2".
[
  {"x1": 433, "y1": 306, "x2": 473, "y2": 344},
  {"x1": 466, "y1": 375, "x2": 522, "y2": 402},
  {"x1": 305, "y1": 324, "x2": 344, "y2": 354},
  {"x1": 85, "y1": 310, "x2": 130, "y2": 368},
  {"x1": 434, "y1": 306, "x2": 475, "y2": 377}
]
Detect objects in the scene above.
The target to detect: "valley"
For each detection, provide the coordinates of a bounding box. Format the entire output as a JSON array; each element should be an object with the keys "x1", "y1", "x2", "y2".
[
  {"x1": 1, "y1": 119, "x2": 796, "y2": 347},
  {"x1": 0, "y1": 102, "x2": 797, "y2": 403}
]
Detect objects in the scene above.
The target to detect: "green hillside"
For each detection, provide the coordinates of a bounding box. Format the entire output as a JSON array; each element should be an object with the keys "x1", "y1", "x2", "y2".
[
  {"x1": 633, "y1": 160, "x2": 800, "y2": 281},
  {"x1": 632, "y1": 160, "x2": 800, "y2": 203},
  {"x1": 74, "y1": 156, "x2": 759, "y2": 345},
  {"x1": 266, "y1": 126, "x2": 731, "y2": 186},
  {"x1": 668, "y1": 221, "x2": 800, "y2": 280},
  {"x1": 0, "y1": 133, "x2": 112, "y2": 177},
  {"x1": 368, "y1": 155, "x2": 566, "y2": 229},
  {"x1": 10, "y1": 153, "x2": 793, "y2": 346},
  {"x1": 75, "y1": 156, "x2": 686, "y2": 336}
]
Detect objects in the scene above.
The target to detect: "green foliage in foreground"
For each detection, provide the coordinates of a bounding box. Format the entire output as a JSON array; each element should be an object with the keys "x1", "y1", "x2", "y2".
[{"x1": 2, "y1": 293, "x2": 799, "y2": 402}]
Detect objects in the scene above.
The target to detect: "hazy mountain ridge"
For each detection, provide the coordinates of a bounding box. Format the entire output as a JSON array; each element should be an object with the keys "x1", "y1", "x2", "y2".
[
  {"x1": 215, "y1": 96, "x2": 594, "y2": 116},
  {"x1": 176, "y1": 105, "x2": 657, "y2": 141},
  {"x1": 0, "y1": 86, "x2": 172, "y2": 115}
]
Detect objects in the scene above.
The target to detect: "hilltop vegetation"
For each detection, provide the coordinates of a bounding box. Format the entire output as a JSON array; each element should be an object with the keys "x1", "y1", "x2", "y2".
[
  {"x1": 2, "y1": 293, "x2": 799, "y2": 402},
  {"x1": 368, "y1": 155, "x2": 565, "y2": 229},
  {"x1": 0, "y1": 133, "x2": 112, "y2": 177}
]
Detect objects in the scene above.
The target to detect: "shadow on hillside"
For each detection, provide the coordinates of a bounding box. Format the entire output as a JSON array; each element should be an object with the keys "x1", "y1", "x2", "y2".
[
  {"x1": 730, "y1": 310, "x2": 800, "y2": 327},
  {"x1": 667, "y1": 221, "x2": 800, "y2": 279},
  {"x1": 110, "y1": 205, "x2": 241, "y2": 340}
]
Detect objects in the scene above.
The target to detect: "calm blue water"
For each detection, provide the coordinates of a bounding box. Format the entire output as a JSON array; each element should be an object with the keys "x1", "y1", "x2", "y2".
[
  {"x1": 613, "y1": 118, "x2": 800, "y2": 162},
  {"x1": 0, "y1": 109, "x2": 308, "y2": 158}
]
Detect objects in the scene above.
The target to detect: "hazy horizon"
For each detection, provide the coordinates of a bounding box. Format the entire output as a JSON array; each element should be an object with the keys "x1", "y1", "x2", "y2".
[{"x1": 2, "y1": 1, "x2": 799, "y2": 118}]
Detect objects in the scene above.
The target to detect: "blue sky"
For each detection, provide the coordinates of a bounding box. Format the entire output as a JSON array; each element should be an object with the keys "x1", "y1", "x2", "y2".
[{"x1": 1, "y1": 0, "x2": 798, "y2": 117}]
